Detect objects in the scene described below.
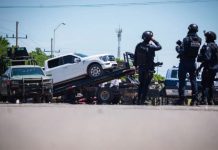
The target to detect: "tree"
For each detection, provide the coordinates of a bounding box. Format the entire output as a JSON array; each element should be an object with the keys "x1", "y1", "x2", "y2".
[
  {"x1": 29, "y1": 48, "x2": 49, "y2": 67},
  {"x1": 0, "y1": 36, "x2": 10, "y2": 57},
  {"x1": 153, "y1": 73, "x2": 165, "y2": 82}
]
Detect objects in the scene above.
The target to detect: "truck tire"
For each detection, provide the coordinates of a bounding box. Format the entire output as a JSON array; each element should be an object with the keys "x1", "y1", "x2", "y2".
[
  {"x1": 0, "y1": 94, "x2": 2, "y2": 102},
  {"x1": 88, "y1": 63, "x2": 103, "y2": 78},
  {"x1": 112, "y1": 95, "x2": 121, "y2": 104},
  {"x1": 7, "y1": 96, "x2": 16, "y2": 103},
  {"x1": 97, "y1": 88, "x2": 113, "y2": 104},
  {"x1": 44, "y1": 95, "x2": 53, "y2": 103},
  {"x1": 34, "y1": 96, "x2": 42, "y2": 103},
  {"x1": 63, "y1": 93, "x2": 76, "y2": 104},
  {"x1": 0, "y1": 94, "x2": 7, "y2": 103}
]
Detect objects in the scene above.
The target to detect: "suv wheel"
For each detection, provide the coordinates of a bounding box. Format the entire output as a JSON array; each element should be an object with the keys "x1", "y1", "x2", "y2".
[{"x1": 88, "y1": 63, "x2": 103, "y2": 78}]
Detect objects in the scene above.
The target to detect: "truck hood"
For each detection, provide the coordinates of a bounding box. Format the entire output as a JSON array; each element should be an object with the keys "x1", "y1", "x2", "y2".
[{"x1": 11, "y1": 75, "x2": 51, "y2": 80}]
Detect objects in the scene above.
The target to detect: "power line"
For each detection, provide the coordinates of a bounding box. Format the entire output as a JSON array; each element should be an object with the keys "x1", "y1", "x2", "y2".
[
  {"x1": 5, "y1": 21, "x2": 27, "y2": 47},
  {"x1": 0, "y1": 24, "x2": 46, "y2": 49},
  {"x1": 0, "y1": 18, "x2": 16, "y2": 23},
  {"x1": 0, "y1": 31, "x2": 9, "y2": 35},
  {"x1": 0, "y1": 0, "x2": 217, "y2": 8},
  {"x1": 0, "y1": 25, "x2": 15, "y2": 33},
  {"x1": 18, "y1": 40, "x2": 30, "y2": 48}
]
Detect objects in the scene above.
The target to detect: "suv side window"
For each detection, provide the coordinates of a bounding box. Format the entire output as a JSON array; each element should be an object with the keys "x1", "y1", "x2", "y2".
[
  {"x1": 48, "y1": 57, "x2": 63, "y2": 68},
  {"x1": 63, "y1": 55, "x2": 76, "y2": 64}
]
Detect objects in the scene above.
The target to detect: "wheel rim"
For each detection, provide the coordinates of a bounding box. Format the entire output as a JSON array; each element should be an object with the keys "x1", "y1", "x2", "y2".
[
  {"x1": 90, "y1": 66, "x2": 101, "y2": 77},
  {"x1": 100, "y1": 91, "x2": 110, "y2": 101}
]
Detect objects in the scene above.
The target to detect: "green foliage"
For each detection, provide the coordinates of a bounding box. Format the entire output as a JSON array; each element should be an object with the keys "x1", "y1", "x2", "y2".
[
  {"x1": 115, "y1": 58, "x2": 124, "y2": 63},
  {"x1": 29, "y1": 48, "x2": 49, "y2": 67},
  {"x1": 0, "y1": 36, "x2": 10, "y2": 57},
  {"x1": 153, "y1": 73, "x2": 165, "y2": 82}
]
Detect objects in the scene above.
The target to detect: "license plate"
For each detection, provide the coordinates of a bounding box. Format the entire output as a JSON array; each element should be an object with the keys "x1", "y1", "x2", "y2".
[
  {"x1": 176, "y1": 82, "x2": 191, "y2": 86},
  {"x1": 186, "y1": 82, "x2": 191, "y2": 86}
]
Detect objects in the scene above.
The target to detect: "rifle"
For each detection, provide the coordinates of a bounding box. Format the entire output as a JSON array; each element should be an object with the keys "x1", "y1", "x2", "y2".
[{"x1": 176, "y1": 40, "x2": 183, "y2": 58}]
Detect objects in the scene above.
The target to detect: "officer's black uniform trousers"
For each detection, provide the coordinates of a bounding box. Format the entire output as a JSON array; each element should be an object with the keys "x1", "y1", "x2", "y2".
[
  {"x1": 178, "y1": 60, "x2": 198, "y2": 102},
  {"x1": 138, "y1": 65, "x2": 153, "y2": 105}
]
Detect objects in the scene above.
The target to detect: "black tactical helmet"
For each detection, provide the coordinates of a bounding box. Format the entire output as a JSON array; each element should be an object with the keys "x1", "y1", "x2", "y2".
[
  {"x1": 188, "y1": 24, "x2": 198, "y2": 32},
  {"x1": 204, "y1": 31, "x2": 216, "y2": 42},
  {"x1": 142, "y1": 31, "x2": 153, "y2": 41}
]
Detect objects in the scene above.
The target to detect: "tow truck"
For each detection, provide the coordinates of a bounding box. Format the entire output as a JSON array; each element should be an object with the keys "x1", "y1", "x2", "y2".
[{"x1": 49, "y1": 52, "x2": 136, "y2": 104}]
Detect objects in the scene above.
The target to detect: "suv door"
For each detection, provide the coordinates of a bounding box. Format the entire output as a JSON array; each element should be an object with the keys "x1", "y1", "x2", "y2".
[{"x1": 62, "y1": 55, "x2": 84, "y2": 80}]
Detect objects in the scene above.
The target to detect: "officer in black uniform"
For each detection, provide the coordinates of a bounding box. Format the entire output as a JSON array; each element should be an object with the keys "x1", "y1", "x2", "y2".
[
  {"x1": 134, "y1": 31, "x2": 162, "y2": 105},
  {"x1": 177, "y1": 24, "x2": 202, "y2": 105},
  {"x1": 197, "y1": 31, "x2": 218, "y2": 105}
]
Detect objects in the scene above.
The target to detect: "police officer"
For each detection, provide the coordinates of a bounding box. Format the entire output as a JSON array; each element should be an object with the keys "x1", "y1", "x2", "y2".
[
  {"x1": 197, "y1": 31, "x2": 218, "y2": 105},
  {"x1": 177, "y1": 24, "x2": 202, "y2": 105},
  {"x1": 134, "y1": 31, "x2": 162, "y2": 105}
]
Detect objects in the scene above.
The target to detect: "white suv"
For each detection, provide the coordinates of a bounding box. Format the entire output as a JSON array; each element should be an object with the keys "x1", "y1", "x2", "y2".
[{"x1": 44, "y1": 53, "x2": 117, "y2": 84}]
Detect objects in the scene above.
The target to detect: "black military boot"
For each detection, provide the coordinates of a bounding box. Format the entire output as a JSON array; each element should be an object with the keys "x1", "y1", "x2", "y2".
[
  {"x1": 176, "y1": 96, "x2": 185, "y2": 105},
  {"x1": 190, "y1": 94, "x2": 199, "y2": 106},
  {"x1": 207, "y1": 99, "x2": 214, "y2": 105}
]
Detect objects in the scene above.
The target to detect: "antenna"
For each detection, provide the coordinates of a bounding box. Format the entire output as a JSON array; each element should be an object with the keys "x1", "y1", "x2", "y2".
[{"x1": 116, "y1": 26, "x2": 122, "y2": 59}]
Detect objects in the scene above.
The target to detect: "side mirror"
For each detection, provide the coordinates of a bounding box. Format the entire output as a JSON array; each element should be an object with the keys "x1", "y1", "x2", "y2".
[{"x1": 74, "y1": 58, "x2": 81, "y2": 63}]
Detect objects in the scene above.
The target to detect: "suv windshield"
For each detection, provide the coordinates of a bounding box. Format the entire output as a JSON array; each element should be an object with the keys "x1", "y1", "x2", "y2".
[
  {"x1": 74, "y1": 53, "x2": 88, "y2": 58},
  {"x1": 11, "y1": 67, "x2": 44, "y2": 77},
  {"x1": 108, "y1": 55, "x2": 115, "y2": 61}
]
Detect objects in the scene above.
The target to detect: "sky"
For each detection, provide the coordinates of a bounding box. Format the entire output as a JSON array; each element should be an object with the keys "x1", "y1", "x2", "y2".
[{"x1": 0, "y1": 0, "x2": 218, "y2": 76}]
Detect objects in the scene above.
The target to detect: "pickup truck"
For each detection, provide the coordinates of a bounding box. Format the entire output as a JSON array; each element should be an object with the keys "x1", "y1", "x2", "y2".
[
  {"x1": 0, "y1": 65, "x2": 53, "y2": 103},
  {"x1": 164, "y1": 66, "x2": 218, "y2": 102}
]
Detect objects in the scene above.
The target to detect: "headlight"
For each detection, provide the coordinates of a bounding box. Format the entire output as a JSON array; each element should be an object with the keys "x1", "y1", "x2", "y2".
[
  {"x1": 11, "y1": 80, "x2": 20, "y2": 88},
  {"x1": 43, "y1": 79, "x2": 53, "y2": 86},
  {"x1": 99, "y1": 56, "x2": 108, "y2": 62}
]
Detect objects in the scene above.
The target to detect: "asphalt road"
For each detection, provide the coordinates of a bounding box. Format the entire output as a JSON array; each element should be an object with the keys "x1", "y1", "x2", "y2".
[{"x1": 0, "y1": 104, "x2": 218, "y2": 150}]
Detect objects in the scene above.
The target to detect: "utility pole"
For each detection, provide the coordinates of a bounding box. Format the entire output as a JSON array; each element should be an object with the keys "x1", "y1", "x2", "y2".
[
  {"x1": 44, "y1": 38, "x2": 60, "y2": 58},
  {"x1": 51, "y1": 38, "x2": 53, "y2": 57},
  {"x1": 116, "y1": 27, "x2": 122, "y2": 59},
  {"x1": 6, "y1": 21, "x2": 27, "y2": 47},
  {"x1": 53, "y1": 23, "x2": 65, "y2": 57},
  {"x1": 156, "y1": 55, "x2": 159, "y2": 74},
  {"x1": 45, "y1": 23, "x2": 65, "y2": 58},
  {"x1": 16, "y1": 21, "x2": 18, "y2": 47}
]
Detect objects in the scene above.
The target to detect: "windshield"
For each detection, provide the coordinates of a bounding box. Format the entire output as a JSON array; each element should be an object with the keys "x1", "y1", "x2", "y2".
[
  {"x1": 11, "y1": 67, "x2": 44, "y2": 77},
  {"x1": 108, "y1": 55, "x2": 115, "y2": 61},
  {"x1": 74, "y1": 53, "x2": 88, "y2": 58}
]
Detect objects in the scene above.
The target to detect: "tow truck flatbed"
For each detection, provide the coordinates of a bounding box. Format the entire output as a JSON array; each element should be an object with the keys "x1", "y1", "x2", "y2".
[{"x1": 53, "y1": 66, "x2": 135, "y2": 97}]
